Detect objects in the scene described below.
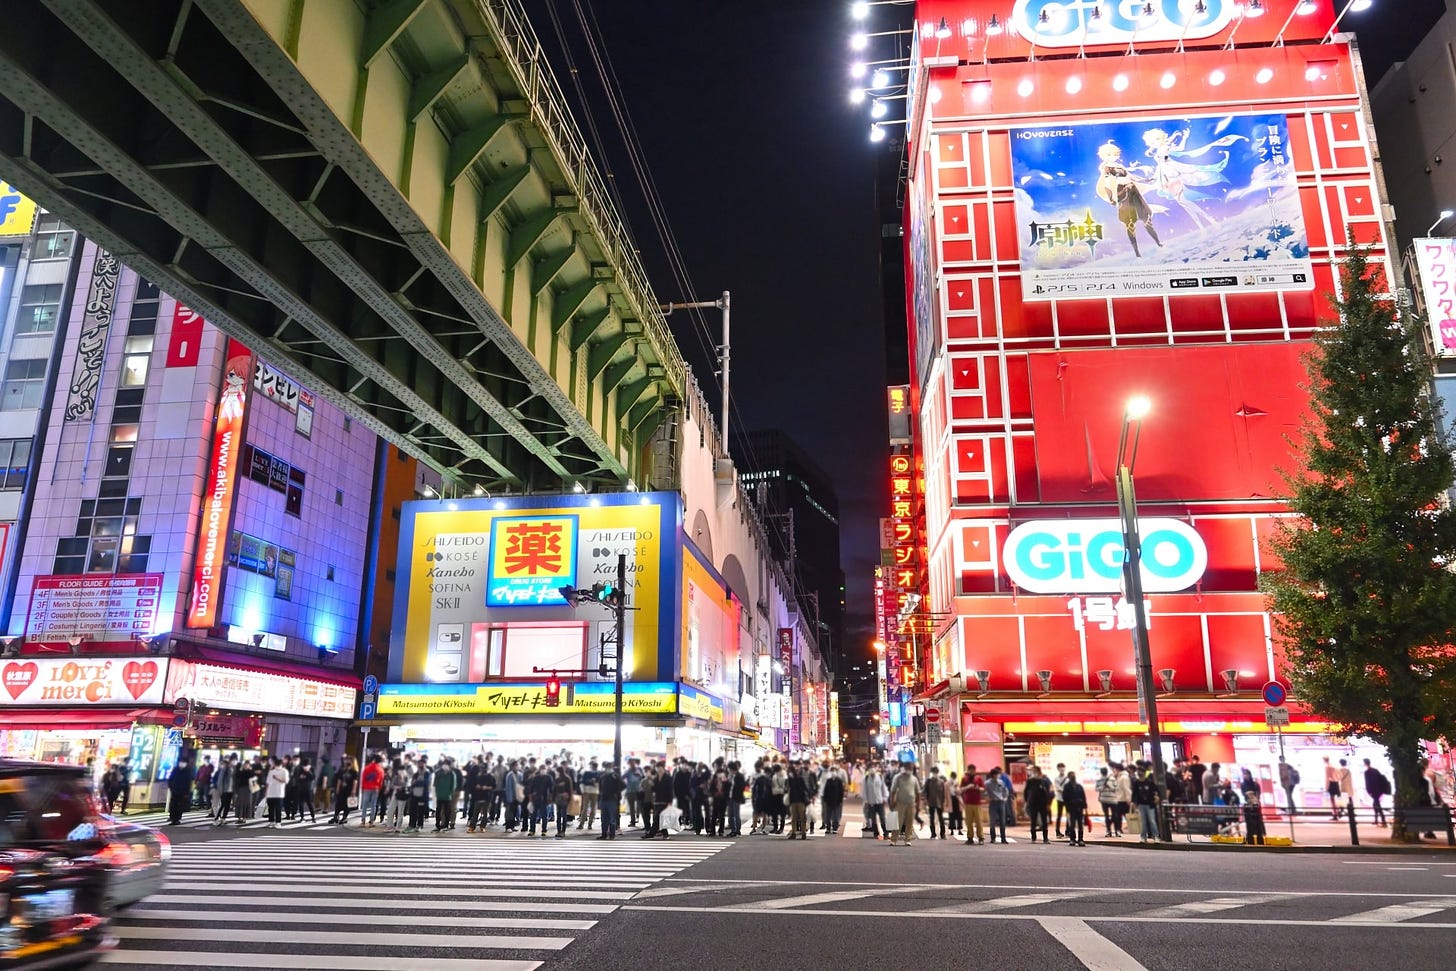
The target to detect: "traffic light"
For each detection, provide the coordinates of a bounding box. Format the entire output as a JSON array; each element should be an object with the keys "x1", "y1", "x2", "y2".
[
  {"x1": 544, "y1": 677, "x2": 562, "y2": 708},
  {"x1": 591, "y1": 581, "x2": 623, "y2": 608}
]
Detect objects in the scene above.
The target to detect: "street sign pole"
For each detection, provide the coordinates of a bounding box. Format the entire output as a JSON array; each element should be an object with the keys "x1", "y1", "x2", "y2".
[{"x1": 1276, "y1": 726, "x2": 1295, "y2": 843}]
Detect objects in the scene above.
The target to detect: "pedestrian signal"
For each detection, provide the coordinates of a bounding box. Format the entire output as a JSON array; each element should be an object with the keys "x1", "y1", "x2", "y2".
[{"x1": 544, "y1": 677, "x2": 562, "y2": 707}]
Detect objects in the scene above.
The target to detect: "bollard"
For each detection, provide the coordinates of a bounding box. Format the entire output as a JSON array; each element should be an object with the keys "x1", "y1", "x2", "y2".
[{"x1": 1348, "y1": 804, "x2": 1359, "y2": 846}]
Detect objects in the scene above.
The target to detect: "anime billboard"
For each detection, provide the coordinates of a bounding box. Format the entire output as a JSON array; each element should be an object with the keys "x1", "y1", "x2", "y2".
[{"x1": 1010, "y1": 113, "x2": 1313, "y2": 301}]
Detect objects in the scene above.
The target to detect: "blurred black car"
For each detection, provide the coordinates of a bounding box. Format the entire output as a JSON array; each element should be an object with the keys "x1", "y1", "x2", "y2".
[{"x1": 0, "y1": 760, "x2": 115, "y2": 967}]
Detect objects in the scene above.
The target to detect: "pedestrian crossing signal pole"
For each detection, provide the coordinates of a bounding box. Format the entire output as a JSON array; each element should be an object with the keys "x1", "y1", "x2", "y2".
[{"x1": 612, "y1": 552, "x2": 626, "y2": 773}]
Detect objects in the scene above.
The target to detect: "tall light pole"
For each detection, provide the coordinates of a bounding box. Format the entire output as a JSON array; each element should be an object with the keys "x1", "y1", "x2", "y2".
[
  {"x1": 1116, "y1": 395, "x2": 1172, "y2": 842},
  {"x1": 660, "y1": 292, "x2": 730, "y2": 448}
]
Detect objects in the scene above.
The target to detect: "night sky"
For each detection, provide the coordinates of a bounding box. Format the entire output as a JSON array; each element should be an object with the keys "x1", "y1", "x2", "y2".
[{"x1": 524, "y1": 0, "x2": 1445, "y2": 674}]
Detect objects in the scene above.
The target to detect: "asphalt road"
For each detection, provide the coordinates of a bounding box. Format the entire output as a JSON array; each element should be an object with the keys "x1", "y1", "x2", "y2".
[{"x1": 120, "y1": 808, "x2": 1456, "y2": 970}]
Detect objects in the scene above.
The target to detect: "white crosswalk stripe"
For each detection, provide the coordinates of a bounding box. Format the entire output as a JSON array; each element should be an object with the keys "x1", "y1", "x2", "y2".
[{"x1": 103, "y1": 834, "x2": 725, "y2": 969}]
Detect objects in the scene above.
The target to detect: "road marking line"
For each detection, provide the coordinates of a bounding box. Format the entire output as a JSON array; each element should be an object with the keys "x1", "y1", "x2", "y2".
[
  {"x1": 752, "y1": 886, "x2": 932, "y2": 910},
  {"x1": 634, "y1": 882, "x2": 780, "y2": 899},
  {"x1": 1388, "y1": 867, "x2": 1428, "y2": 871},
  {"x1": 141, "y1": 893, "x2": 617, "y2": 914},
  {"x1": 664, "y1": 877, "x2": 1456, "y2": 899},
  {"x1": 1333, "y1": 899, "x2": 1454, "y2": 923},
  {"x1": 619, "y1": 903, "x2": 1456, "y2": 929},
  {"x1": 925, "y1": 892, "x2": 1097, "y2": 914},
  {"x1": 100, "y1": 952, "x2": 539, "y2": 970},
  {"x1": 119, "y1": 909, "x2": 597, "y2": 930},
  {"x1": 1341, "y1": 861, "x2": 1456, "y2": 865},
  {"x1": 113, "y1": 926, "x2": 571, "y2": 950},
  {"x1": 161, "y1": 881, "x2": 634, "y2": 900},
  {"x1": 1039, "y1": 917, "x2": 1149, "y2": 971},
  {"x1": 1136, "y1": 894, "x2": 1297, "y2": 918}
]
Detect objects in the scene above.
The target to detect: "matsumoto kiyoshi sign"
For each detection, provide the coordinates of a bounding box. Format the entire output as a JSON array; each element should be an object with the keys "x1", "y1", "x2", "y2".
[
  {"x1": 1002, "y1": 518, "x2": 1207, "y2": 594},
  {"x1": 1010, "y1": 0, "x2": 1237, "y2": 49}
]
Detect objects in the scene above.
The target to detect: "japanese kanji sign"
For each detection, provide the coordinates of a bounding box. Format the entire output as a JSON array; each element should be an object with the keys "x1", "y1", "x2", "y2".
[{"x1": 486, "y1": 515, "x2": 579, "y2": 606}]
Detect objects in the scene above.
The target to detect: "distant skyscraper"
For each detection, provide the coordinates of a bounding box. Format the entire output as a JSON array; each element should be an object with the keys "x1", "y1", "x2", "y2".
[{"x1": 734, "y1": 429, "x2": 845, "y2": 670}]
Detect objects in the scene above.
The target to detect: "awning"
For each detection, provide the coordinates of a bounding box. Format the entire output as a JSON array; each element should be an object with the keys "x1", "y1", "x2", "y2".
[
  {"x1": 959, "y1": 697, "x2": 1310, "y2": 721},
  {"x1": 175, "y1": 643, "x2": 361, "y2": 688},
  {"x1": 0, "y1": 707, "x2": 171, "y2": 730},
  {"x1": 912, "y1": 679, "x2": 951, "y2": 702}
]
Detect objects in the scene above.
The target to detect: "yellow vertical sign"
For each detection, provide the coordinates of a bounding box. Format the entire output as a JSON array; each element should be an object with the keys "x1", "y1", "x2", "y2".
[{"x1": 0, "y1": 184, "x2": 37, "y2": 238}]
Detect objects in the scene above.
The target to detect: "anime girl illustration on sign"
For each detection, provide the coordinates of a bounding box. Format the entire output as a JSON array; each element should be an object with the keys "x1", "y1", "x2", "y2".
[{"x1": 1141, "y1": 127, "x2": 1247, "y2": 230}]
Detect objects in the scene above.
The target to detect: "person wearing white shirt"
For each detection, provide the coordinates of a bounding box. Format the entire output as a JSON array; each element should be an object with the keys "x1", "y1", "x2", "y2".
[{"x1": 265, "y1": 757, "x2": 290, "y2": 828}]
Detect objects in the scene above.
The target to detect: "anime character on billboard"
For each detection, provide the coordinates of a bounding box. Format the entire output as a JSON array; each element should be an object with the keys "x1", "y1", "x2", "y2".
[
  {"x1": 1140, "y1": 128, "x2": 1246, "y2": 229},
  {"x1": 1095, "y1": 141, "x2": 1162, "y2": 257}
]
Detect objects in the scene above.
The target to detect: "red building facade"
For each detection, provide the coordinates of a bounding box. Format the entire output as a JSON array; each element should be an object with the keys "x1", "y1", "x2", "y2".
[{"x1": 899, "y1": 0, "x2": 1397, "y2": 796}]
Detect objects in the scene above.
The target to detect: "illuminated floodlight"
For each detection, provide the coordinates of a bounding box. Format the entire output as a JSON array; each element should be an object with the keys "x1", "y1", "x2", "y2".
[
  {"x1": 935, "y1": 17, "x2": 951, "y2": 39},
  {"x1": 872, "y1": 69, "x2": 890, "y2": 88},
  {"x1": 1125, "y1": 395, "x2": 1152, "y2": 420},
  {"x1": 870, "y1": 124, "x2": 887, "y2": 143},
  {"x1": 987, "y1": 14, "x2": 1004, "y2": 35},
  {"x1": 851, "y1": 32, "x2": 868, "y2": 50},
  {"x1": 1112, "y1": 73, "x2": 1130, "y2": 92},
  {"x1": 871, "y1": 98, "x2": 888, "y2": 118},
  {"x1": 851, "y1": 0, "x2": 870, "y2": 18},
  {"x1": 1297, "y1": 0, "x2": 1317, "y2": 12},
  {"x1": 1305, "y1": 64, "x2": 1322, "y2": 80},
  {"x1": 850, "y1": 62, "x2": 867, "y2": 78},
  {"x1": 1255, "y1": 67, "x2": 1274, "y2": 83},
  {"x1": 1350, "y1": 0, "x2": 1374, "y2": 9},
  {"x1": 1066, "y1": 76, "x2": 1083, "y2": 94},
  {"x1": 849, "y1": 87, "x2": 866, "y2": 103},
  {"x1": 928, "y1": 86, "x2": 943, "y2": 103},
  {"x1": 1017, "y1": 78, "x2": 1034, "y2": 97},
  {"x1": 1208, "y1": 69, "x2": 1226, "y2": 86},
  {"x1": 1137, "y1": 2, "x2": 1156, "y2": 22},
  {"x1": 1244, "y1": 0, "x2": 1265, "y2": 16},
  {"x1": 1159, "y1": 71, "x2": 1177, "y2": 89}
]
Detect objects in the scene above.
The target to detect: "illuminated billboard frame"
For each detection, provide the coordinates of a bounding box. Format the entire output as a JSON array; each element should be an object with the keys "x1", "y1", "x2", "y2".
[{"x1": 187, "y1": 338, "x2": 252, "y2": 628}]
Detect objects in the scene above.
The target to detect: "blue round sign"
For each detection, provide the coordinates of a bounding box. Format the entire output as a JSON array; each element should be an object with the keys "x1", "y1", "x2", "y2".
[
  {"x1": 1261, "y1": 681, "x2": 1286, "y2": 707},
  {"x1": 362, "y1": 675, "x2": 379, "y2": 695}
]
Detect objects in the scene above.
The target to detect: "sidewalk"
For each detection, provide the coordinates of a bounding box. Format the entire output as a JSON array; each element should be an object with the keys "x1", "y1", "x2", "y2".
[{"x1": 1086, "y1": 812, "x2": 1456, "y2": 853}]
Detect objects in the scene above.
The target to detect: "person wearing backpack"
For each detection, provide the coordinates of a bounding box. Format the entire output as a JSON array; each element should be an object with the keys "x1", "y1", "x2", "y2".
[
  {"x1": 1278, "y1": 757, "x2": 1300, "y2": 817},
  {"x1": 1364, "y1": 758, "x2": 1391, "y2": 827},
  {"x1": 728, "y1": 760, "x2": 748, "y2": 837},
  {"x1": 1096, "y1": 766, "x2": 1120, "y2": 837}
]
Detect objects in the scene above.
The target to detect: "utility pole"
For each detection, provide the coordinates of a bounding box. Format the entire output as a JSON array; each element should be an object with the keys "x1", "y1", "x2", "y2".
[
  {"x1": 612, "y1": 552, "x2": 626, "y2": 772},
  {"x1": 660, "y1": 291, "x2": 730, "y2": 449}
]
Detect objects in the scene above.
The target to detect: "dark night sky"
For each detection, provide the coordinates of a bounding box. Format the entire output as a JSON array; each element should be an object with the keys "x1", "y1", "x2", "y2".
[{"x1": 524, "y1": 0, "x2": 1445, "y2": 670}]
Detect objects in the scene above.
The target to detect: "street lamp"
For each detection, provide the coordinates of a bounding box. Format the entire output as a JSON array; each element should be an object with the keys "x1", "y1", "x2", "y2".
[
  {"x1": 1428, "y1": 209, "x2": 1455, "y2": 236},
  {"x1": 1116, "y1": 394, "x2": 1172, "y2": 842}
]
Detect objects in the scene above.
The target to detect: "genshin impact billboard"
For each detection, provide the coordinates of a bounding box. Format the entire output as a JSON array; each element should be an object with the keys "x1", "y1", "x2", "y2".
[{"x1": 1010, "y1": 113, "x2": 1313, "y2": 301}]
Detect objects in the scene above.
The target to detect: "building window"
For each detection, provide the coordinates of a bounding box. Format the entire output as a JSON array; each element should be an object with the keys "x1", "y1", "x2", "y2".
[
  {"x1": 326, "y1": 565, "x2": 335, "y2": 582},
  {"x1": 120, "y1": 335, "x2": 152, "y2": 387},
  {"x1": 285, "y1": 466, "x2": 305, "y2": 517},
  {"x1": 343, "y1": 416, "x2": 352, "y2": 433},
  {"x1": 103, "y1": 444, "x2": 133, "y2": 479},
  {"x1": 481, "y1": 625, "x2": 588, "y2": 679},
  {"x1": 32, "y1": 214, "x2": 74, "y2": 261},
  {"x1": 335, "y1": 489, "x2": 343, "y2": 506},
  {"x1": 0, "y1": 438, "x2": 31, "y2": 491},
  {"x1": 1, "y1": 359, "x2": 47, "y2": 410},
  {"x1": 16, "y1": 284, "x2": 63, "y2": 336}
]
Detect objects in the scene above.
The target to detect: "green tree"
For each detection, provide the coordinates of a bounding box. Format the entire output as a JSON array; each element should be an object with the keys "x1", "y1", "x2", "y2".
[{"x1": 1264, "y1": 247, "x2": 1456, "y2": 841}]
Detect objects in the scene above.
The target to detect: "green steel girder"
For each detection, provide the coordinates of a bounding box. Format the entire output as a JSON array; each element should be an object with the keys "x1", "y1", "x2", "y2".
[
  {"x1": 507, "y1": 206, "x2": 571, "y2": 267},
  {"x1": 363, "y1": 0, "x2": 430, "y2": 68},
  {"x1": 531, "y1": 244, "x2": 575, "y2": 296},
  {"x1": 589, "y1": 336, "x2": 630, "y2": 382},
  {"x1": 616, "y1": 377, "x2": 652, "y2": 421},
  {"x1": 601, "y1": 359, "x2": 638, "y2": 398},
  {"x1": 479, "y1": 163, "x2": 530, "y2": 223},
  {"x1": 569, "y1": 307, "x2": 610, "y2": 350},
  {"x1": 551, "y1": 279, "x2": 600, "y2": 332},
  {"x1": 635, "y1": 403, "x2": 669, "y2": 442},
  {"x1": 446, "y1": 111, "x2": 525, "y2": 186},
  {"x1": 627, "y1": 392, "x2": 663, "y2": 432},
  {"x1": 407, "y1": 54, "x2": 470, "y2": 123}
]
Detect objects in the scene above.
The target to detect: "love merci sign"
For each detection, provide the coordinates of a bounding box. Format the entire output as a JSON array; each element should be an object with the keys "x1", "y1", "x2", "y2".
[{"x1": 0, "y1": 657, "x2": 168, "y2": 706}]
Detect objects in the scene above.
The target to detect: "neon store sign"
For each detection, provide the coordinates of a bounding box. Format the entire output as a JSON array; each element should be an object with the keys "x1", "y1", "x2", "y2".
[
  {"x1": 1002, "y1": 518, "x2": 1206, "y2": 594},
  {"x1": 1011, "y1": 0, "x2": 1236, "y2": 48}
]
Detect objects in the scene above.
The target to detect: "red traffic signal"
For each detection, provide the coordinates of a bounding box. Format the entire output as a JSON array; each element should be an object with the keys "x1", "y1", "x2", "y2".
[{"x1": 544, "y1": 677, "x2": 562, "y2": 707}]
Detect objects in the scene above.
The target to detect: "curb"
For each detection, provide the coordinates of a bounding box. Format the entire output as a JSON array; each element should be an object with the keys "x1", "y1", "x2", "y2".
[{"x1": 1086, "y1": 837, "x2": 1456, "y2": 854}]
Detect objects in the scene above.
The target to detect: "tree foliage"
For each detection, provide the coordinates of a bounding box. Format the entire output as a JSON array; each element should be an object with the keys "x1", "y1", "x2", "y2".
[{"x1": 1264, "y1": 247, "x2": 1456, "y2": 837}]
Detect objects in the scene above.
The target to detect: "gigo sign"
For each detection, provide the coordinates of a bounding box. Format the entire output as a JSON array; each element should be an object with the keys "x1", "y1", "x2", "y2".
[
  {"x1": 1011, "y1": 0, "x2": 1236, "y2": 49},
  {"x1": 1002, "y1": 518, "x2": 1206, "y2": 593}
]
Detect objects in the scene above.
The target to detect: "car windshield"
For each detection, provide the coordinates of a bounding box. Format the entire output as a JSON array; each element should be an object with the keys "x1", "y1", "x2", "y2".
[{"x1": 0, "y1": 772, "x2": 100, "y2": 848}]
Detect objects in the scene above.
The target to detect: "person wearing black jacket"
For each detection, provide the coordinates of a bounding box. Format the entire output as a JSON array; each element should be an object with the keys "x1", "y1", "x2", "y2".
[
  {"x1": 728, "y1": 762, "x2": 748, "y2": 837},
  {"x1": 597, "y1": 764, "x2": 625, "y2": 840},
  {"x1": 672, "y1": 759, "x2": 692, "y2": 828},
  {"x1": 786, "y1": 767, "x2": 810, "y2": 840},
  {"x1": 1131, "y1": 764, "x2": 1161, "y2": 842},
  {"x1": 467, "y1": 765, "x2": 497, "y2": 832},
  {"x1": 1061, "y1": 772, "x2": 1088, "y2": 846},
  {"x1": 1023, "y1": 766, "x2": 1052, "y2": 844},
  {"x1": 166, "y1": 757, "x2": 195, "y2": 826},
  {"x1": 526, "y1": 767, "x2": 554, "y2": 838},
  {"x1": 821, "y1": 767, "x2": 846, "y2": 836},
  {"x1": 650, "y1": 764, "x2": 675, "y2": 839}
]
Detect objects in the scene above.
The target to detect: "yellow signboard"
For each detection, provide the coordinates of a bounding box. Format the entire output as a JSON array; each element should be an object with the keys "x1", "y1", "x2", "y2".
[
  {"x1": 0, "y1": 184, "x2": 37, "y2": 238},
  {"x1": 678, "y1": 684, "x2": 724, "y2": 724},
  {"x1": 377, "y1": 681, "x2": 678, "y2": 717}
]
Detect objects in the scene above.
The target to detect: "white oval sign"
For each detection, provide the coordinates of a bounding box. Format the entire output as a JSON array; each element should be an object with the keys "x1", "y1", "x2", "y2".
[{"x1": 1002, "y1": 518, "x2": 1207, "y2": 594}]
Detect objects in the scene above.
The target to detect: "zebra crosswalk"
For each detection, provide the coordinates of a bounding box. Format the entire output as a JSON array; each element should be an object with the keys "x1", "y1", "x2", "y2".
[
  {"x1": 111, "y1": 809, "x2": 338, "y2": 831},
  {"x1": 101, "y1": 834, "x2": 726, "y2": 969}
]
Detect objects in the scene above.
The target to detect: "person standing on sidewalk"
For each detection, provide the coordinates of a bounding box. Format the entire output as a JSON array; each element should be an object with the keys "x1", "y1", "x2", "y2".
[
  {"x1": 1364, "y1": 759, "x2": 1391, "y2": 827},
  {"x1": 1024, "y1": 766, "x2": 1052, "y2": 843},
  {"x1": 861, "y1": 763, "x2": 888, "y2": 839},
  {"x1": 1132, "y1": 762, "x2": 1161, "y2": 842},
  {"x1": 598, "y1": 762, "x2": 624, "y2": 840},
  {"x1": 434, "y1": 757, "x2": 460, "y2": 832},
  {"x1": 330, "y1": 756, "x2": 359, "y2": 825},
  {"x1": 359, "y1": 754, "x2": 384, "y2": 828},
  {"x1": 984, "y1": 766, "x2": 1010, "y2": 844},
  {"x1": 166, "y1": 756, "x2": 194, "y2": 826},
  {"x1": 1096, "y1": 767, "x2": 1119, "y2": 837},
  {"x1": 1062, "y1": 772, "x2": 1088, "y2": 846},
  {"x1": 264, "y1": 757, "x2": 289, "y2": 828},
  {"x1": 960, "y1": 766, "x2": 985, "y2": 845},
  {"x1": 624, "y1": 759, "x2": 645, "y2": 829},
  {"x1": 577, "y1": 760, "x2": 601, "y2": 831},
  {"x1": 1338, "y1": 759, "x2": 1355, "y2": 820},
  {"x1": 1052, "y1": 763, "x2": 1069, "y2": 838},
  {"x1": 1323, "y1": 756, "x2": 1342, "y2": 819},
  {"x1": 213, "y1": 755, "x2": 236, "y2": 825}
]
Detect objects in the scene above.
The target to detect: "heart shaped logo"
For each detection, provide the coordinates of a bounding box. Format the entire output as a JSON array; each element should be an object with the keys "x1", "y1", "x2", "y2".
[
  {"x1": 2, "y1": 661, "x2": 39, "y2": 700},
  {"x1": 121, "y1": 660, "x2": 158, "y2": 700}
]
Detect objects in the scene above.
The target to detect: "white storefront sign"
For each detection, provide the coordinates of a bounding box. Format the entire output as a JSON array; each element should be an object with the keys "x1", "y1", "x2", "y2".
[
  {"x1": 167, "y1": 660, "x2": 355, "y2": 718},
  {"x1": 0, "y1": 657, "x2": 169, "y2": 706}
]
